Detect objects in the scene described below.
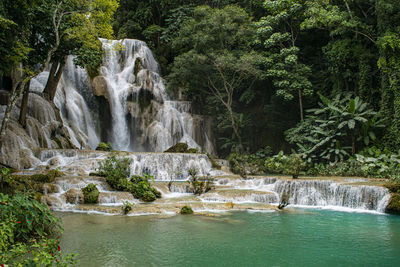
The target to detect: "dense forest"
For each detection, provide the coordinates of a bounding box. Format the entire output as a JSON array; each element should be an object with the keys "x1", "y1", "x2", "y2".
[
  {"x1": 1, "y1": 0, "x2": 400, "y2": 176},
  {"x1": 110, "y1": 0, "x2": 400, "y2": 158},
  {"x1": 1, "y1": 1, "x2": 400, "y2": 265}
]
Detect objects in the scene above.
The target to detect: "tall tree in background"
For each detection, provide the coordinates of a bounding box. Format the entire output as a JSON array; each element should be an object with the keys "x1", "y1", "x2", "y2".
[
  {"x1": 0, "y1": 0, "x2": 118, "y2": 144},
  {"x1": 168, "y1": 5, "x2": 262, "y2": 151},
  {"x1": 256, "y1": 0, "x2": 313, "y2": 121},
  {"x1": 376, "y1": 0, "x2": 400, "y2": 149}
]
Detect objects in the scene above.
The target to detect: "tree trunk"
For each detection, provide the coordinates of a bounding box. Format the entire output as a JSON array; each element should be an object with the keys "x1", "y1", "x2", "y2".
[
  {"x1": 0, "y1": 81, "x2": 25, "y2": 149},
  {"x1": 19, "y1": 80, "x2": 31, "y2": 128},
  {"x1": 351, "y1": 131, "x2": 355, "y2": 155},
  {"x1": 298, "y1": 89, "x2": 304, "y2": 121},
  {"x1": 43, "y1": 61, "x2": 64, "y2": 101},
  {"x1": 227, "y1": 106, "x2": 243, "y2": 151}
]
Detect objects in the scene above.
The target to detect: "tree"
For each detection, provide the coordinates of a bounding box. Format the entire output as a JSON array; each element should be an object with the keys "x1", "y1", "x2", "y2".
[
  {"x1": 256, "y1": 0, "x2": 313, "y2": 121},
  {"x1": 168, "y1": 5, "x2": 262, "y2": 151},
  {"x1": 0, "y1": 0, "x2": 118, "y2": 145}
]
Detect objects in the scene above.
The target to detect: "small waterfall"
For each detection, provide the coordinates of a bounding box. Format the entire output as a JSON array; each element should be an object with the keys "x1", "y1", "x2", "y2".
[
  {"x1": 37, "y1": 149, "x2": 213, "y2": 181},
  {"x1": 273, "y1": 179, "x2": 391, "y2": 212}
]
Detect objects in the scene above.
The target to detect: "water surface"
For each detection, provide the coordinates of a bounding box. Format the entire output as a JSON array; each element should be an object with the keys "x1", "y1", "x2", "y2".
[{"x1": 60, "y1": 209, "x2": 400, "y2": 266}]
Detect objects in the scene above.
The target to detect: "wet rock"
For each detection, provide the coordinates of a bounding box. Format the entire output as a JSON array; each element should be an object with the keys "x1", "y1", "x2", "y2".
[
  {"x1": 41, "y1": 195, "x2": 64, "y2": 208},
  {"x1": 92, "y1": 76, "x2": 109, "y2": 99},
  {"x1": 65, "y1": 188, "x2": 84, "y2": 204}
]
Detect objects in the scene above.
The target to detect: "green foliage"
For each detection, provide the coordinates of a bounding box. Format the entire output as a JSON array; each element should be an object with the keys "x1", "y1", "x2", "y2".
[
  {"x1": 304, "y1": 150, "x2": 400, "y2": 179},
  {"x1": 98, "y1": 154, "x2": 132, "y2": 190},
  {"x1": 264, "y1": 152, "x2": 306, "y2": 177},
  {"x1": 96, "y1": 142, "x2": 113, "y2": 151},
  {"x1": 286, "y1": 93, "x2": 384, "y2": 163},
  {"x1": 98, "y1": 155, "x2": 161, "y2": 202},
  {"x1": 207, "y1": 153, "x2": 221, "y2": 169},
  {"x1": 0, "y1": 193, "x2": 61, "y2": 241},
  {"x1": 168, "y1": 5, "x2": 262, "y2": 151},
  {"x1": 121, "y1": 201, "x2": 133, "y2": 215},
  {"x1": 187, "y1": 170, "x2": 214, "y2": 195},
  {"x1": 0, "y1": 167, "x2": 11, "y2": 191},
  {"x1": 164, "y1": 142, "x2": 188, "y2": 153},
  {"x1": 256, "y1": 0, "x2": 313, "y2": 121},
  {"x1": 385, "y1": 193, "x2": 400, "y2": 215},
  {"x1": 0, "y1": 193, "x2": 77, "y2": 266},
  {"x1": 164, "y1": 143, "x2": 199, "y2": 153},
  {"x1": 81, "y1": 183, "x2": 99, "y2": 204},
  {"x1": 187, "y1": 148, "x2": 199, "y2": 153},
  {"x1": 180, "y1": 205, "x2": 194, "y2": 214},
  {"x1": 30, "y1": 169, "x2": 63, "y2": 184},
  {"x1": 129, "y1": 174, "x2": 161, "y2": 202},
  {"x1": 228, "y1": 153, "x2": 260, "y2": 177}
]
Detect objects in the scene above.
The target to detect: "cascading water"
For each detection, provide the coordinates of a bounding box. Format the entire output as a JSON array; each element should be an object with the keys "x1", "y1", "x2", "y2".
[
  {"x1": 55, "y1": 57, "x2": 99, "y2": 149},
  {"x1": 272, "y1": 179, "x2": 391, "y2": 212},
  {"x1": 216, "y1": 177, "x2": 391, "y2": 213},
  {"x1": 29, "y1": 39, "x2": 214, "y2": 154},
  {"x1": 96, "y1": 39, "x2": 213, "y2": 152},
  {"x1": 30, "y1": 56, "x2": 99, "y2": 149}
]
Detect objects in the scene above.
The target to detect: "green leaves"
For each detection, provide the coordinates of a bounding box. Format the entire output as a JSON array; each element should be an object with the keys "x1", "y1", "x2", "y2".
[{"x1": 286, "y1": 93, "x2": 383, "y2": 163}]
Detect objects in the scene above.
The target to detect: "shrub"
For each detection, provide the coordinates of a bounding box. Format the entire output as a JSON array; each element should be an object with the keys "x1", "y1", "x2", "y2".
[
  {"x1": 385, "y1": 194, "x2": 400, "y2": 215},
  {"x1": 98, "y1": 155, "x2": 161, "y2": 202},
  {"x1": 188, "y1": 172, "x2": 214, "y2": 195},
  {"x1": 98, "y1": 154, "x2": 132, "y2": 190},
  {"x1": 286, "y1": 154, "x2": 306, "y2": 178},
  {"x1": 264, "y1": 152, "x2": 306, "y2": 177},
  {"x1": 207, "y1": 153, "x2": 221, "y2": 169},
  {"x1": 164, "y1": 142, "x2": 188, "y2": 152},
  {"x1": 304, "y1": 152, "x2": 400, "y2": 178},
  {"x1": 227, "y1": 153, "x2": 259, "y2": 177},
  {"x1": 30, "y1": 169, "x2": 63, "y2": 183},
  {"x1": 96, "y1": 142, "x2": 113, "y2": 151},
  {"x1": 180, "y1": 205, "x2": 193, "y2": 214},
  {"x1": 187, "y1": 148, "x2": 199, "y2": 153},
  {"x1": 0, "y1": 193, "x2": 77, "y2": 265},
  {"x1": 81, "y1": 183, "x2": 99, "y2": 204},
  {"x1": 0, "y1": 193, "x2": 61, "y2": 241},
  {"x1": 129, "y1": 174, "x2": 161, "y2": 202},
  {"x1": 122, "y1": 201, "x2": 133, "y2": 215},
  {"x1": 164, "y1": 143, "x2": 199, "y2": 153}
]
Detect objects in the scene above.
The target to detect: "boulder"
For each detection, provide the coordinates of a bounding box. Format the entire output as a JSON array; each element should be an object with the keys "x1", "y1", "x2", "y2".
[
  {"x1": 92, "y1": 76, "x2": 109, "y2": 99},
  {"x1": 65, "y1": 188, "x2": 84, "y2": 204}
]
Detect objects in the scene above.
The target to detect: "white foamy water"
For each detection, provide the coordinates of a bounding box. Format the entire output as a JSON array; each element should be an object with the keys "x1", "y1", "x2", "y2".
[{"x1": 98, "y1": 39, "x2": 214, "y2": 152}]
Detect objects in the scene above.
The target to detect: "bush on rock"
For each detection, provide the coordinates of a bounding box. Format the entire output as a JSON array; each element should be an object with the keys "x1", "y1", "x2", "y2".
[
  {"x1": 180, "y1": 205, "x2": 193, "y2": 214},
  {"x1": 81, "y1": 183, "x2": 99, "y2": 204}
]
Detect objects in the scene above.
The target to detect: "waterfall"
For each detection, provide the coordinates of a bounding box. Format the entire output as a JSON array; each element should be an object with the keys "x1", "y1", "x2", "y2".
[
  {"x1": 30, "y1": 56, "x2": 99, "y2": 149},
  {"x1": 96, "y1": 39, "x2": 213, "y2": 152},
  {"x1": 28, "y1": 39, "x2": 214, "y2": 154},
  {"x1": 55, "y1": 57, "x2": 99, "y2": 149},
  {"x1": 37, "y1": 149, "x2": 213, "y2": 181},
  {"x1": 272, "y1": 179, "x2": 390, "y2": 212}
]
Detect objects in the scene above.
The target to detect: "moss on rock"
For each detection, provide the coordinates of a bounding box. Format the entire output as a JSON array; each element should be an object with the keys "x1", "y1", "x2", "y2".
[
  {"x1": 81, "y1": 183, "x2": 99, "y2": 204},
  {"x1": 96, "y1": 142, "x2": 113, "y2": 151},
  {"x1": 386, "y1": 193, "x2": 400, "y2": 215},
  {"x1": 164, "y1": 143, "x2": 188, "y2": 153},
  {"x1": 180, "y1": 205, "x2": 193, "y2": 214}
]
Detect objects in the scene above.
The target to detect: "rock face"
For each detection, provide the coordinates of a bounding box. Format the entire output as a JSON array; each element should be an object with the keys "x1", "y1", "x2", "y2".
[
  {"x1": 0, "y1": 93, "x2": 77, "y2": 169},
  {"x1": 91, "y1": 76, "x2": 109, "y2": 99},
  {"x1": 65, "y1": 188, "x2": 84, "y2": 204},
  {"x1": 93, "y1": 38, "x2": 215, "y2": 153},
  {"x1": 0, "y1": 38, "x2": 216, "y2": 170}
]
